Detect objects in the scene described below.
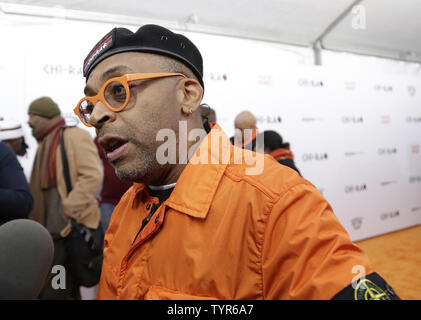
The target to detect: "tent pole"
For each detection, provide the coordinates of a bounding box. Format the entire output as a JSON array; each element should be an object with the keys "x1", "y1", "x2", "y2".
[
  {"x1": 313, "y1": 41, "x2": 322, "y2": 66},
  {"x1": 312, "y1": 0, "x2": 364, "y2": 66}
]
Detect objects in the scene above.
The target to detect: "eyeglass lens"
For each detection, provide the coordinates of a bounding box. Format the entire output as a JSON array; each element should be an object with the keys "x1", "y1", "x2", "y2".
[
  {"x1": 78, "y1": 80, "x2": 128, "y2": 124},
  {"x1": 104, "y1": 81, "x2": 128, "y2": 110},
  {"x1": 79, "y1": 100, "x2": 95, "y2": 124}
]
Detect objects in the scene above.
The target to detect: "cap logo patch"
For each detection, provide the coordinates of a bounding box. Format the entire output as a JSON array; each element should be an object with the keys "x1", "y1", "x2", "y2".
[{"x1": 83, "y1": 31, "x2": 114, "y2": 75}]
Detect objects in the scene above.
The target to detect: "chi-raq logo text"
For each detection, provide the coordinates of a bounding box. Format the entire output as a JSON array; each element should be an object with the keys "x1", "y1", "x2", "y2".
[
  {"x1": 406, "y1": 116, "x2": 421, "y2": 123},
  {"x1": 301, "y1": 153, "x2": 328, "y2": 162},
  {"x1": 255, "y1": 116, "x2": 282, "y2": 124},
  {"x1": 380, "y1": 211, "x2": 400, "y2": 221},
  {"x1": 345, "y1": 184, "x2": 367, "y2": 194},
  {"x1": 342, "y1": 116, "x2": 363, "y2": 124},
  {"x1": 374, "y1": 84, "x2": 393, "y2": 92},
  {"x1": 203, "y1": 72, "x2": 227, "y2": 81},
  {"x1": 409, "y1": 176, "x2": 421, "y2": 183},
  {"x1": 297, "y1": 79, "x2": 324, "y2": 87},
  {"x1": 378, "y1": 148, "x2": 397, "y2": 155},
  {"x1": 43, "y1": 64, "x2": 82, "y2": 76}
]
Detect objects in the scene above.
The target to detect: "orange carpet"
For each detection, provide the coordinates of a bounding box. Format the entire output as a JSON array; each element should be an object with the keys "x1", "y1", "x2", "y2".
[{"x1": 355, "y1": 224, "x2": 421, "y2": 300}]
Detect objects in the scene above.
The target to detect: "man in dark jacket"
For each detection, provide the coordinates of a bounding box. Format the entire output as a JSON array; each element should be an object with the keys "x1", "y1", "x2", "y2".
[
  {"x1": 255, "y1": 130, "x2": 301, "y2": 176},
  {"x1": 0, "y1": 141, "x2": 33, "y2": 225},
  {"x1": 0, "y1": 119, "x2": 29, "y2": 156}
]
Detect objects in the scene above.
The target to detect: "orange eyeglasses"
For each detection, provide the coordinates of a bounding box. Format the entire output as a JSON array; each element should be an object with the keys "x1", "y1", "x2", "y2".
[{"x1": 74, "y1": 72, "x2": 187, "y2": 127}]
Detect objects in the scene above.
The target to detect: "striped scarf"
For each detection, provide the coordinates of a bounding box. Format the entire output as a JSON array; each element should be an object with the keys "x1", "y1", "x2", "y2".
[
  {"x1": 34, "y1": 118, "x2": 66, "y2": 189},
  {"x1": 29, "y1": 117, "x2": 65, "y2": 225},
  {"x1": 269, "y1": 147, "x2": 294, "y2": 161}
]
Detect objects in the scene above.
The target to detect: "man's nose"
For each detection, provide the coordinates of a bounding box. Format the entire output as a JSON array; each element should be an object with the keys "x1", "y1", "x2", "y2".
[{"x1": 89, "y1": 101, "x2": 117, "y2": 128}]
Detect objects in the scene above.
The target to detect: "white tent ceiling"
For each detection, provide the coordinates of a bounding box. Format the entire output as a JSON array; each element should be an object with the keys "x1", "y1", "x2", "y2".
[{"x1": 1, "y1": 0, "x2": 421, "y2": 63}]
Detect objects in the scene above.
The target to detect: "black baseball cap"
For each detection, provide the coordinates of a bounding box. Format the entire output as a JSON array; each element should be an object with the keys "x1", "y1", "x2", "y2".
[{"x1": 83, "y1": 24, "x2": 204, "y2": 88}]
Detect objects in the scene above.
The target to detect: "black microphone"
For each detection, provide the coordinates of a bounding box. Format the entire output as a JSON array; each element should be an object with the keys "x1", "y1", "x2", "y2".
[{"x1": 0, "y1": 219, "x2": 54, "y2": 299}]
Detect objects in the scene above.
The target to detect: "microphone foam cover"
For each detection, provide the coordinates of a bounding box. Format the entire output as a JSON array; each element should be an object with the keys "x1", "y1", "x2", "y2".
[{"x1": 0, "y1": 219, "x2": 54, "y2": 299}]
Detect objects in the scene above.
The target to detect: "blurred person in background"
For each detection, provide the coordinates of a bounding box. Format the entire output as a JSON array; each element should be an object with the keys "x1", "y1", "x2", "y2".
[
  {"x1": 255, "y1": 130, "x2": 301, "y2": 176},
  {"x1": 0, "y1": 141, "x2": 33, "y2": 225},
  {"x1": 230, "y1": 110, "x2": 258, "y2": 150},
  {"x1": 27, "y1": 96, "x2": 103, "y2": 299},
  {"x1": 199, "y1": 103, "x2": 216, "y2": 132},
  {"x1": 0, "y1": 118, "x2": 29, "y2": 157}
]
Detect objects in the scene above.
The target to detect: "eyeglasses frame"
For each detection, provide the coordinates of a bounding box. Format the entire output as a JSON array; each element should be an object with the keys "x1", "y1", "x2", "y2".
[{"x1": 73, "y1": 72, "x2": 187, "y2": 127}]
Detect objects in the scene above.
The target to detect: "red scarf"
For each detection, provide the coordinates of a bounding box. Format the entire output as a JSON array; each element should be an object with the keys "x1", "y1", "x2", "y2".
[{"x1": 270, "y1": 147, "x2": 294, "y2": 162}]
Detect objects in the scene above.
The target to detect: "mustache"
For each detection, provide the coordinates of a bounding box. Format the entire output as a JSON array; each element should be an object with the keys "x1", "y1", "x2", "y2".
[
  {"x1": 96, "y1": 128, "x2": 128, "y2": 141},
  {"x1": 97, "y1": 127, "x2": 142, "y2": 148},
  {"x1": 96, "y1": 126, "x2": 151, "y2": 150}
]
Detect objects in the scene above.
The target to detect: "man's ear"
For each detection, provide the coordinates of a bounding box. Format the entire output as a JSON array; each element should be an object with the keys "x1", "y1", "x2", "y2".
[{"x1": 176, "y1": 78, "x2": 203, "y2": 115}]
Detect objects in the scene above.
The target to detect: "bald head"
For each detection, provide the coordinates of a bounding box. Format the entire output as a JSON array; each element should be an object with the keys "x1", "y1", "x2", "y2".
[{"x1": 234, "y1": 111, "x2": 256, "y2": 130}]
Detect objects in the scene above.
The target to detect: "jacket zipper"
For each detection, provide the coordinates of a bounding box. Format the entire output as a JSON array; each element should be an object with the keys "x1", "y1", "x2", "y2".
[{"x1": 131, "y1": 204, "x2": 159, "y2": 245}]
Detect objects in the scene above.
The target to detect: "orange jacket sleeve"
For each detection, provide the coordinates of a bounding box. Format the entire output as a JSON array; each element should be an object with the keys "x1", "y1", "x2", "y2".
[{"x1": 262, "y1": 182, "x2": 373, "y2": 299}]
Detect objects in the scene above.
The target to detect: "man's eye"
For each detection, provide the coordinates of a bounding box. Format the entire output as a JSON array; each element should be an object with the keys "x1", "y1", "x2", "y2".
[
  {"x1": 113, "y1": 85, "x2": 125, "y2": 95},
  {"x1": 110, "y1": 84, "x2": 126, "y2": 99},
  {"x1": 105, "y1": 82, "x2": 127, "y2": 104}
]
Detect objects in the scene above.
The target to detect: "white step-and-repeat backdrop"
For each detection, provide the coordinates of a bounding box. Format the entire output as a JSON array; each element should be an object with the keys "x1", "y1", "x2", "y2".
[{"x1": 1, "y1": 16, "x2": 420, "y2": 241}]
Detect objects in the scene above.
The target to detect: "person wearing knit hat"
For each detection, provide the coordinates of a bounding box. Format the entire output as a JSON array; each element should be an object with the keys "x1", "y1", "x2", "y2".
[
  {"x1": 0, "y1": 118, "x2": 28, "y2": 156},
  {"x1": 27, "y1": 97, "x2": 63, "y2": 141},
  {"x1": 28, "y1": 97, "x2": 61, "y2": 119},
  {"x1": 27, "y1": 96, "x2": 103, "y2": 300}
]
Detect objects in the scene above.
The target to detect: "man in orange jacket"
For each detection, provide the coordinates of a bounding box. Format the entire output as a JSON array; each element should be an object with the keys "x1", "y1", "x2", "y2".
[{"x1": 74, "y1": 24, "x2": 399, "y2": 300}]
